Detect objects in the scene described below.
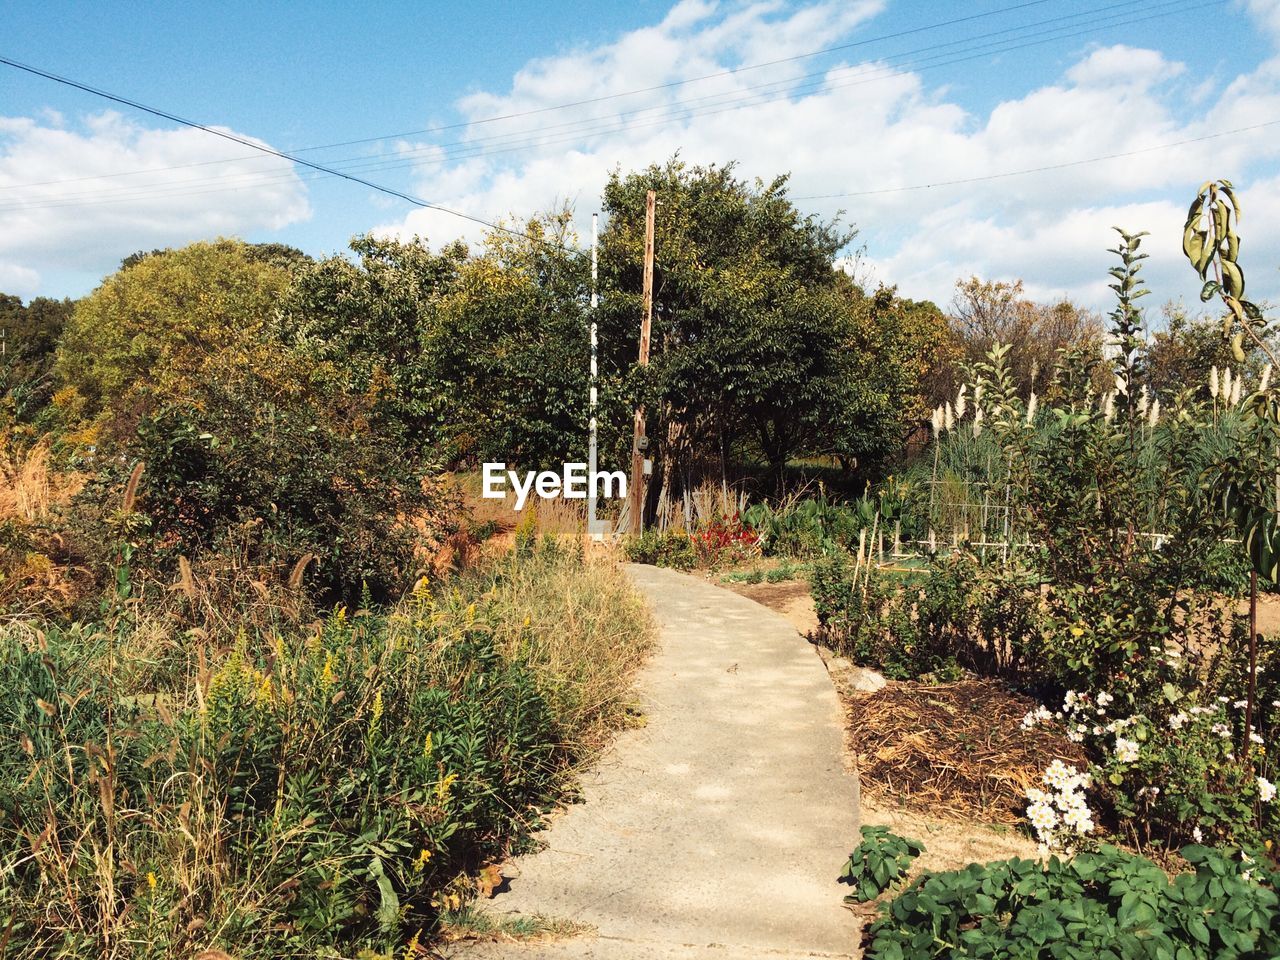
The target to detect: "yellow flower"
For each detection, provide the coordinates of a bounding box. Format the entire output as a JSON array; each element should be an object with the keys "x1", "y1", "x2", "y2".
[
  {"x1": 414, "y1": 848, "x2": 432, "y2": 873},
  {"x1": 369, "y1": 688, "x2": 384, "y2": 733},
  {"x1": 435, "y1": 772, "x2": 458, "y2": 804},
  {"x1": 146, "y1": 871, "x2": 157, "y2": 891},
  {"x1": 1070, "y1": 625, "x2": 1085, "y2": 638},
  {"x1": 465, "y1": 602, "x2": 477, "y2": 623},
  {"x1": 320, "y1": 651, "x2": 336, "y2": 688},
  {"x1": 257, "y1": 673, "x2": 273, "y2": 704},
  {"x1": 423, "y1": 732, "x2": 433, "y2": 758}
]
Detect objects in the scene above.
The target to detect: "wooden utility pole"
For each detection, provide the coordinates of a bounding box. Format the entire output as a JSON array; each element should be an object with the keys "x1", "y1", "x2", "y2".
[{"x1": 628, "y1": 189, "x2": 656, "y2": 534}]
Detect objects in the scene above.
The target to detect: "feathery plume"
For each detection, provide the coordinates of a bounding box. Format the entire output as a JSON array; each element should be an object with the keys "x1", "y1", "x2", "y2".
[
  {"x1": 1103, "y1": 391, "x2": 1116, "y2": 423},
  {"x1": 1262, "y1": 364, "x2": 1273, "y2": 392},
  {"x1": 1026, "y1": 391, "x2": 1038, "y2": 425},
  {"x1": 1223, "y1": 367, "x2": 1234, "y2": 404},
  {"x1": 944, "y1": 402, "x2": 955, "y2": 431},
  {"x1": 1210, "y1": 365, "x2": 1220, "y2": 399},
  {"x1": 956, "y1": 384, "x2": 968, "y2": 421},
  {"x1": 1148, "y1": 398, "x2": 1160, "y2": 427}
]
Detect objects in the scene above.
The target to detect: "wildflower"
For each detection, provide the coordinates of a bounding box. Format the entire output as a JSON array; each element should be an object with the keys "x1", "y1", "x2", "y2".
[
  {"x1": 147, "y1": 871, "x2": 157, "y2": 891},
  {"x1": 435, "y1": 772, "x2": 458, "y2": 804},
  {"x1": 320, "y1": 651, "x2": 336, "y2": 688},
  {"x1": 424, "y1": 732, "x2": 434, "y2": 757},
  {"x1": 1096, "y1": 692, "x2": 1113, "y2": 708},
  {"x1": 1193, "y1": 826, "x2": 1204, "y2": 843},
  {"x1": 1223, "y1": 367, "x2": 1235, "y2": 405},
  {"x1": 1169, "y1": 712, "x2": 1189, "y2": 731},
  {"x1": 414, "y1": 848, "x2": 433, "y2": 872},
  {"x1": 1044, "y1": 760, "x2": 1079, "y2": 791},
  {"x1": 369, "y1": 688, "x2": 384, "y2": 734},
  {"x1": 1234, "y1": 700, "x2": 1249, "y2": 710},
  {"x1": 1260, "y1": 778, "x2": 1277, "y2": 803},
  {"x1": 1115, "y1": 737, "x2": 1139, "y2": 763},
  {"x1": 1027, "y1": 800, "x2": 1059, "y2": 836},
  {"x1": 1061, "y1": 805, "x2": 1094, "y2": 834},
  {"x1": 1251, "y1": 732, "x2": 1265, "y2": 746},
  {"x1": 1212, "y1": 723, "x2": 1231, "y2": 739},
  {"x1": 1210, "y1": 366, "x2": 1220, "y2": 399},
  {"x1": 930, "y1": 405, "x2": 943, "y2": 435}
]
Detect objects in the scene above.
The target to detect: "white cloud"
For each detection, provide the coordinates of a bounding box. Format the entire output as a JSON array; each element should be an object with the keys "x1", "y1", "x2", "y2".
[
  {"x1": 0, "y1": 111, "x2": 310, "y2": 296},
  {"x1": 375, "y1": 0, "x2": 1280, "y2": 315}
]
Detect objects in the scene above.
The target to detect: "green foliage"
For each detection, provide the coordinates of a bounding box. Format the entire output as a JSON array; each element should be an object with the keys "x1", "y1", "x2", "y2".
[
  {"x1": 839, "y1": 826, "x2": 925, "y2": 903},
  {"x1": 0, "y1": 543, "x2": 647, "y2": 957},
  {"x1": 597, "y1": 158, "x2": 940, "y2": 488},
  {"x1": 0, "y1": 293, "x2": 72, "y2": 436},
  {"x1": 55, "y1": 239, "x2": 293, "y2": 419},
  {"x1": 622, "y1": 528, "x2": 698, "y2": 570},
  {"x1": 866, "y1": 844, "x2": 1280, "y2": 960}
]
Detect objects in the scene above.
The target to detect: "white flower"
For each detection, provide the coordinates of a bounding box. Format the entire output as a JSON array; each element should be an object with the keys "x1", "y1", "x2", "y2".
[
  {"x1": 1067, "y1": 726, "x2": 1085, "y2": 743},
  {"x1": 1169, "y1": 712, "x2": 1189, "y2": 731},
  {"x1": 1212, "y1": 723, "x2": 1231, "y2": 739},
  {"x1": 1096, "y1": 692, "x2": 1114, "y2": 708},
  {"x1": 1115, "y1": 737, "x2": 1140, "y2": 763},
  {"x1": 1193, "y1": 826, "x2": 1204, "y2": 843},
  {"x1": 1210, "y1": 366, "x2": 1220, "y2": 399},
  {"x1": 1027, "y1": 800, "x2": 1059, "y2": 837},
  {"x1": 1234, "y1": 700, "x2": 1249, "y2": 710},
  {"x1": 1260, "y1": 778, "x2": 1276, "y2": 803},
  {"x1": 1025, "y1": 787, "x2": 1051, "y2": 805},
  {"x1": 1061, "y1": 805, "x2": 1094, "y2": 835},
  {"x1": 1044, "y1": 760, "x2": 1080, "y2": 790},
  {"x1": 1148, "y1": 398, "x2": 1160, "y2": 426},
  {"x1": 1250, "y1": 732, "x2": 1264, "y2": 746}
]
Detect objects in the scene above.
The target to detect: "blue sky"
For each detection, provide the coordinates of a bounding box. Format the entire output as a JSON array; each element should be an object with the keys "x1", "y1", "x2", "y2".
[{"x1": 4, "y1": 0, "x2": 1280, "y2": 314}]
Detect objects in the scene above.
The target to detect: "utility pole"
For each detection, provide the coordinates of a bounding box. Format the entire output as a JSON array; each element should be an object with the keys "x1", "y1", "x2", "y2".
[
  {"x1": 588, "y1": 213, "x2": 605, "y2": 541},
  {"x1": 628, "y1": 189, "x2": 656, "y2": 534}
]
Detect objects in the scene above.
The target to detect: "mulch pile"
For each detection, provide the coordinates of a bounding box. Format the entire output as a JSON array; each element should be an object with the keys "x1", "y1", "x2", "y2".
[{"x1": 844, "y1": 679, "x2": 1088, "y2": 824}]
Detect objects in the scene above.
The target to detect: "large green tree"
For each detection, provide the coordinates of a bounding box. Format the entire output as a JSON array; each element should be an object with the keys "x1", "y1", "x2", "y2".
[{"x1": 597, "y1": 158, "x2": 941, "y2": 491}]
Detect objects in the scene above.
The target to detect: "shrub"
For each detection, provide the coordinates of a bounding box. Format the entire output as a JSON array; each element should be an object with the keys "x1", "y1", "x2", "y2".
[
  {"x1": 0, "y1": 542, "x2": 652, "y2": 957},
  {"x1": 623, "y1": 529, "x2": 698, "y2": 570},
  {"x1": 866, "y1": 844, "x2": 1280, "y2": 960}
]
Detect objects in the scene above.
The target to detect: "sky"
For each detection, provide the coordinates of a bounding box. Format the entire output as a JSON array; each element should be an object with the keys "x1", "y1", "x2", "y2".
[{"x1": 4, "y1": 0, "x2": 1280, "y2": 316}]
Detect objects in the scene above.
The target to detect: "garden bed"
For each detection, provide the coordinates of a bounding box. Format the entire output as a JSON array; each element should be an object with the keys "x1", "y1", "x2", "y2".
[{"x1": 845, "y1": 678, "x2": 1087, "y2": 824}]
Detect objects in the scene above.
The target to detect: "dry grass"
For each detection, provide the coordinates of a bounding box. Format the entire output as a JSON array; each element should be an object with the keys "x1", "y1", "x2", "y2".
[{"x1": 450, "y1": 544, "x2": 655, "y2": 757}]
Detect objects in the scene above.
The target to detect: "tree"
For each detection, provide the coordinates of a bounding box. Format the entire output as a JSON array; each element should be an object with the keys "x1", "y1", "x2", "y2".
[
  {"x1": 0, "y1": 293, "x2": 73, "y2": 430},
  {"x1": 56, "y1": 239, "x2": 293, "y2": 422},
  {"x1": 596, "y1": 158, "x2": 939, "y2": 493},
  {"x1": 941, "y1": 277, "x2": 1103, "y2": 403}
]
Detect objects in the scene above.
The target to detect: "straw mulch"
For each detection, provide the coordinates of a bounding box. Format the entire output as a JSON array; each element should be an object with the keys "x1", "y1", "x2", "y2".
[{"x1": 845, "y1": 679, "x2": 1088, "y2": 824}]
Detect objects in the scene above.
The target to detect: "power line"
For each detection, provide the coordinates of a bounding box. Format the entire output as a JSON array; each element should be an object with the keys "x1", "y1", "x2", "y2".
[
  {"x1": 790, "y1": 119, "x2": 1280, "y2": 200},
  {"x1": 0, "y1": 0, "x2": 1066, "y2": 195},
  {"x1": 0, "y1": 0, "x2": 1208, "y2": 214},
  {"x1": 0, "y1": 54, "x2": 570, "y2": 249}
]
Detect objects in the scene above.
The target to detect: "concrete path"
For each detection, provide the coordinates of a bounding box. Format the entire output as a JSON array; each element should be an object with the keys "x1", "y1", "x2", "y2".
[{"x1": 450, "y1": 564, "x2": 860, "y2": 959}]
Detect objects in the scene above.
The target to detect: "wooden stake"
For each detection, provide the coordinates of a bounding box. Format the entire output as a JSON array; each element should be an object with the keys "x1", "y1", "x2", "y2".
[{"x1": 628, "y1": 189, "x2": 656, "y2": 534}]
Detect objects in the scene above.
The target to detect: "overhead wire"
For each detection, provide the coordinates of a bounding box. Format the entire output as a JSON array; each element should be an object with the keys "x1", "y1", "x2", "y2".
[{"x1": 0, "y1": 0, "x2": 1215, "y2": 215}]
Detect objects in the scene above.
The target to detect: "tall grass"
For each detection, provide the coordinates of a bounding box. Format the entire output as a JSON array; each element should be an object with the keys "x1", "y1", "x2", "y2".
[{"x1": 0, "y1": 539, "x2": 653, "y2": 958}]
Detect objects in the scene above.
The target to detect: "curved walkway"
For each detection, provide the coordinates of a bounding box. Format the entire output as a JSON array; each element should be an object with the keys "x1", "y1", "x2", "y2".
[{"x1": 453, "y1": 564, "x2": 860, "y2": 959}]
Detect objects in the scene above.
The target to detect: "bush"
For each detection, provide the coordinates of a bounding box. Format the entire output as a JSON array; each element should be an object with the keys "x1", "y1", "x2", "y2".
[
  {"x1": 0, "y1": 542, "x2": 652, "y2": 958},
  {"x1": 623, "y1": 529, "x2": 698, "y2": 570},
  {"x1": 866, "y1": 844, "x2": 1280, "y2": 959}
]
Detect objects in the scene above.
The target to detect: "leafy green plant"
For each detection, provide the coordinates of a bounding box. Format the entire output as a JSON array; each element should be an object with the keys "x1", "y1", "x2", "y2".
[
  {"x1": 839, "y1": 826, "x2": 926, "y2": 903},
  {"x1": 865, "y1": 844, "x2": 1280, "y2": 960},
  {"x1": 622, "y1": 529, "x2": 698, "y2": 570}
]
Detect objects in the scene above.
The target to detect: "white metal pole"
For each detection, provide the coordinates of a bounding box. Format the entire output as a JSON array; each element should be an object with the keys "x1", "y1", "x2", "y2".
[{"x1": 588, "y1": 213, "x2": 603, "y2": 540}]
